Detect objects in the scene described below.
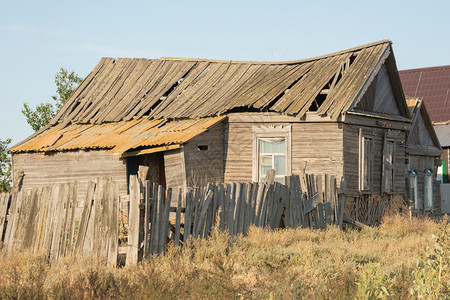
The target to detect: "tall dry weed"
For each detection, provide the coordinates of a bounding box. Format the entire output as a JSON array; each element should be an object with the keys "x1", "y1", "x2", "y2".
[{"x1": 0, "y1": 214, "x2": 444, "y2": 299}]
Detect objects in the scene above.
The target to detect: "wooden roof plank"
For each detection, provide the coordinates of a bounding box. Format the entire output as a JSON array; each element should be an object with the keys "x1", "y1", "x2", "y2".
[
  {"x1": 291, "y1": 55, "x2": 345, "y2": 117},
  {"x1": 161, "y1": 62, "x2": 231, "y2": 119},
  {"x1": 281, "y1": 56, "x2": 337, "y2": 115},
  {"x1": 60, "y1": 58, "x2": 117, "y2": 126},
  {"x1": 50, "y1": 58, "x2": 111, "y2": 125},
  {"x1": 91, "y1": 58, "x2": 145, "y2": 123},
  {"x1": 74, "y1": 58, "x2": 129, "y2": 123},
  {"x1": 325, "y1": 45, "x2": 381, "y2": 119},
  {"x1": 139, "y1": 61, "x2": 209, "y2": 119},
  {"x1": 330, "y1": 44, "x2": 386, "y2": 119}
]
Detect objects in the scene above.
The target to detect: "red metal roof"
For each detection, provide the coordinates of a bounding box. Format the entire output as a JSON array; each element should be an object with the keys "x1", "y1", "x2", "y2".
[{"x1": 399, "y1": 65, "x2": 450, "y2": 123}]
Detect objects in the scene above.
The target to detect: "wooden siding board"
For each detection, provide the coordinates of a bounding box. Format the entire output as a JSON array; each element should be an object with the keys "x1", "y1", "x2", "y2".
[
  {"x1": 373, "y1": 64, "x2": 400, "y2": 114},
  {"x1": 184, "y1": 121, "x2": 224, "y2": 186},
  {"x1": 164, "y1": 149, "x2": 186, "y2": 188},
  {"x1": 343, "y1": 124, "x2": 406, "y2": 196},
  {"x1": 12, "y1": 150, "x2": 127, "y2": 220},
  {"x1": 224, "y1": 120, "x2": 344, "y2": 183}
]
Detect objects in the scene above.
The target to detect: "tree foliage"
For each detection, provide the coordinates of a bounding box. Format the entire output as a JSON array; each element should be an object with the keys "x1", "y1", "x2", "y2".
[
  {"x1": 22, "y1": 68, "x2": 83, "y2": 132},
  {"x1": 0, "y1": 138, "x2": 12, "y2": 193}
]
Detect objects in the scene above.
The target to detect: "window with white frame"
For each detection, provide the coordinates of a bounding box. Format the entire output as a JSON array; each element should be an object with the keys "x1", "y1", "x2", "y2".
[
  {"x1": 424, "y1": 168, "x2": 433, "y2": 211},
  {"x1": 409, "y1": 170, "x2": 418, "y2": 210},
  {"x1": 259, "y1": 138, "x2": 286, "y2": 183},
  {"x1": 252, "y1": 125, "x2": 291, "y2": 184},
  {"x1": 359, "y1": 134, "x2": 373, "y2": 192}
]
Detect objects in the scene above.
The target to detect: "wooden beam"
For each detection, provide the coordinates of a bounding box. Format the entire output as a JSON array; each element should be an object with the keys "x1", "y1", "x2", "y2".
[{"x1": 120, "y1": 144, "x2": 181, "y2": 158}]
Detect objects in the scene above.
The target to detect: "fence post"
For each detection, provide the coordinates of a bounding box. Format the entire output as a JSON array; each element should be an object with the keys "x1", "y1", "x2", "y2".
[{"x1": 126, "y1": 175, "x2": 140, "y2": 266}]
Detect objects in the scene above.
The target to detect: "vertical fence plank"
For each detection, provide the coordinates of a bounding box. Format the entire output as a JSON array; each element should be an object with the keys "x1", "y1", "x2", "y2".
[
  {"x1": 143, "y1": 181, "x2": 151, "y2": 258},
  {"x1": 126, "y1": 175, "x2": 140, "y2": 266},
  {"x1": 158, "y1": 188, "x2": 171, "y2": 254},
  {"x1": 244, "y1": 183, "x2": 254, "y2": 233},
  {"x1": 218, "y1": 184, "x2": 225, "y2": 230},
  {"x1": 149, "y1": 183, "x2": 159, "y2": 254},
  {"x1": 183, "y1": 190, "x2": 193, "y2": 244},
  {"x1": 237, "y1": 184, "x2": 247, "y2": 234},
  {"x1": 174, "y1": 188, "x2": 182, "y2": 246}
]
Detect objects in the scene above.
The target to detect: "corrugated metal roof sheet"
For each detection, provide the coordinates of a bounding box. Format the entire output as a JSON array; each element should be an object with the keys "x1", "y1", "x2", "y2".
[
  {"x1": 399, "y1": 65, "x2": 450, "y2": 123},
  {"x1": 434, "y1": 124, "x2": 450, "y2": 147},
  {"x1": 11, "y1": 117, "x2": 224, "y2": 154}
]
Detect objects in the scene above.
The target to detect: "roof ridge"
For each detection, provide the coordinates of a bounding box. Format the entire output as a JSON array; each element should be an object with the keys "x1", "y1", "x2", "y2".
[
  {"x1": 399, "y1": 65, "x2": 450, "y2": 73},
  {"x1": 101, "y1": 40, "x2": 391, "y2": 66},
  {"x1": 159, "y1": 40, "x2": 391, "y2": 65}
]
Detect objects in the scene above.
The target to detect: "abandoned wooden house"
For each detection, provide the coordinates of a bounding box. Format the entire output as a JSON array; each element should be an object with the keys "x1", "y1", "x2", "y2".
[
  {"x1": 405, "y1": 98, "x2": 442, "y2": 215},
  {"x1": 10, "y1": 40, "x2": 415, "y2": 218}
]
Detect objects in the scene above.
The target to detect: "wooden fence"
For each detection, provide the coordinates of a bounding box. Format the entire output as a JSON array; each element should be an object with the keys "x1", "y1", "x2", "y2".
[
  {"x1": 127, "y1": 174, "x2": 346, "y2": 264},
  {"x1": 1, "y1": 173, "x2": 346, "y2": 266},
  {"x1": 0, "y1": 178, "x2": 119, "y2": 266}
]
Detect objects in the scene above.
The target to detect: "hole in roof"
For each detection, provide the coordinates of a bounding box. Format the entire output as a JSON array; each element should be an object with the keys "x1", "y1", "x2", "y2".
[
  {"x1": 263, "y1": 72, "x2": 310, "y2": 112},
  {"x1": 142, "y1": 65, "x2": 196, "y2": 116},
  {"x1": 306, "y1": 53, "x2": 358, "y2": 113}
]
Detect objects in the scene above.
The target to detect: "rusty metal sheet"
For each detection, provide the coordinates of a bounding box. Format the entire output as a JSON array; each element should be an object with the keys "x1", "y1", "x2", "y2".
[{"x1": 11, "y1": 117, "x2": 225, "y2": 155}]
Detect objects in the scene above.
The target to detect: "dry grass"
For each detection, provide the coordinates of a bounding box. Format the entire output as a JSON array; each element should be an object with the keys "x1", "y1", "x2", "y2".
[{"x1": 0, "y1": 214, "x2": 446, "y2": 299}]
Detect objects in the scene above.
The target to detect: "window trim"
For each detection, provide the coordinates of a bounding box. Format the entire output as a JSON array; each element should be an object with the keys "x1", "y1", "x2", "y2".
[
  {"x1": 359, "y1": 129, "x2": 374, "y2": 193},
  {"x1": 381, "y1": 134, "x2": 396, "y2": 195},
  {"x1": 252, "y1": 125, "x2": 291, "y2": 183},
  {"x1": 424, "y1": 168, "x2": 433, "y2": 211},
  {"x1": 409, "y1": 169, "x2": 419, "y2": 211}
]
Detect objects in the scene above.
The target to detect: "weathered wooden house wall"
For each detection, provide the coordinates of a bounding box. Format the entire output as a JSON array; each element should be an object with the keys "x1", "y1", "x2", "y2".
[
  {"x1": 343, "y1": 124, "x2": 406, "y2": 197},
  {"x1": 12, "y1": 150, "x2": 128, "y2": 217},
  {"x1": 406, "y1": 155, "x2": 441, "y2": 214},
  {"x1": 183, "y1": 121, "x2": 224, "y2": 186},
  {"x1": 223, "y1": 114, "x2": 344, "y2": 183}
]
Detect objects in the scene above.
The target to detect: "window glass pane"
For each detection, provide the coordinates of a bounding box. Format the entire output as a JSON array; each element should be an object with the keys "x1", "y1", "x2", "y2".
[
  {"x1": 260, "y1": 165, "x2": 272, "y2": 177},
  {"x1": 260, "y1": 139, "x2": 285, "y2": 153},
  {"x1": 274, "y1": 155, "x2": 286, "y2": 175},
  {"x1": 425, "y1": 172, "x2": 433, "y2": 210},
  {"x1": 261, "y1": 156, "x2": 272, "y2": 165}
]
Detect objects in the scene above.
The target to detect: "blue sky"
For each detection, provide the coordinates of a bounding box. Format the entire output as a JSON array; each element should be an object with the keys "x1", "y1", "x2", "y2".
[{"x1": 1, "y1": 0, "x2": 449, "y2": 145}]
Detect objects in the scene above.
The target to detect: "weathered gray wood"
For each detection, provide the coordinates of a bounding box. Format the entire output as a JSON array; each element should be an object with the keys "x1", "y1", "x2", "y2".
[
  {"x1": 317, "y1": 203, "x2": 325, "y2": 229},
  {"x1": 194, "y1": 190, "x2": 213, "y2": 238},
  {"x1": 204, "y1": 184, "x2": 215, "y2": 238},
  {"x1": 149, "y1": 183, "x2": 159, "y2": 253},
  {"x1": 183, "y1": 190, "x2": 193, "y2": 244},
  {"x1": 158, "y1": 188, "x2": 171, "y2": 254},
  {"x1": 253, "y1": 183, "x2": 265, "y2": 225},
  {"x1": 228, "y1": 183, "x2": 236, "y2": 233},
  {"x1": 338, "y1": 179, "x2": 346, "y2": 229},
  {"x1": 237, "y1": 184, "x2": 247, "y2": 234},
  {"x1": 192, "y1": 187, "x2": 202, "y2": 238},
  {"x1": 244, "y1": 183, "x2": 254, "y2": 232},
  {"x1": 151, "y1": 185, "x2": 163, "y2": 254},
  {"x1": 217, "y1": 184, "x2": 225, "y2": 230},
  {"x1": 74, "y1": 181, "x2": 96, "y2": 254},
  {"x1": 126, "y1": 175, "x2": 140, "y2": 265},
  {"x1": 107, "y1": 179, "x2": 120, "y2": 267},
  {"x1": 174, "y1": 188, "x2": 182, "y2": 246},
  {"x1": 0, "y1": 193, "x2": 10, "y2": 243},
  {"x1": 143, "y1": 181, "x2": 151, "y2": 257}
]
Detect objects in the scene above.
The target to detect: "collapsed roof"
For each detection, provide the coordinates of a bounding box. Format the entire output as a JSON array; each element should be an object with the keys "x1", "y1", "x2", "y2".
[{"x1": 11, "y1": 40, "x2": 408, "y2": 154}]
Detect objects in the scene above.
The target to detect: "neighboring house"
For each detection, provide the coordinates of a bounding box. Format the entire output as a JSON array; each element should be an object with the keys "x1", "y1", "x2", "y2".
[
  {"x1": 399, "y1": 65, "x2": 450, "y2": 181},
  {"x1": 405, "y1": 98, "x2": 442, "y2": 214},
  {"x1": 10, "y1": 40, "x2": 412, "y2": 217},
  {"x1": 434, "y1": 123, "x2": 450, "y2": 181}
]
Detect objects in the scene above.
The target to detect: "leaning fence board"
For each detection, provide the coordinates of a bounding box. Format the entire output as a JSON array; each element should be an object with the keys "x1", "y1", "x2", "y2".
[
  {"x1": 158, "y1": 188, "x2": 171, "y2": 254},
  {"x1": 174, "y1": 188, "x2": 182, "y2": 246},
  {"x1": 143, "y1": 181, "x2": 151, "y2": 257},
  {"x1": 126, "y1": 175, "x2": 140, "y2": 266}
]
